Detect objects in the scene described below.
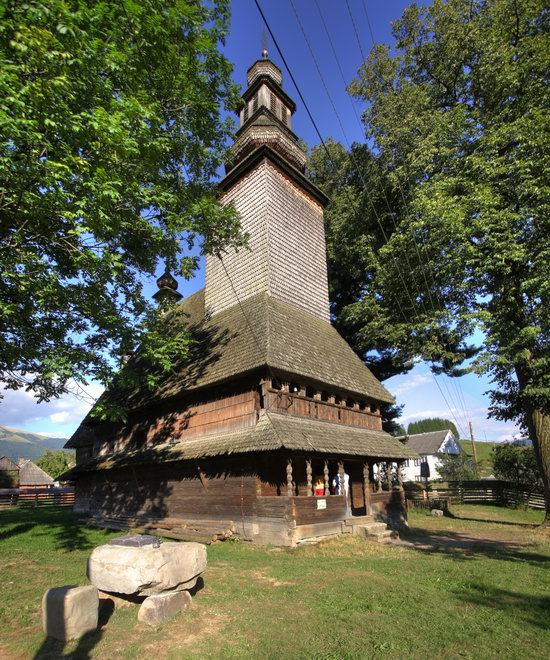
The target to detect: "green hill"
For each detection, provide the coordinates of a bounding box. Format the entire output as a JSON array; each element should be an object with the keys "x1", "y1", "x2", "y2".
[
  {"x1": 0, "y1": 426, "x2": 70, "y2": 462},
  {"x1": 458, "y1": 439, "x2": 495, "y2": 478}
]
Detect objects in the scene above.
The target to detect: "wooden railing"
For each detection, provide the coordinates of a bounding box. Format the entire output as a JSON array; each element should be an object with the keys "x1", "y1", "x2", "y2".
[{"x1": 0, "y1": 487, "x2": 75, "y2": 509}]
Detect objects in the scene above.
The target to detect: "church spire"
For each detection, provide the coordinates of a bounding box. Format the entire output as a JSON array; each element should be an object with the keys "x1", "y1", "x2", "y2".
[{"x1": 226, "y1": 50, "x2": 306, "y2": 174}]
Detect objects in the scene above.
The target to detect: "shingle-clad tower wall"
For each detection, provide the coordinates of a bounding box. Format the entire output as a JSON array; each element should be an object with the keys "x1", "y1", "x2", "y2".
[{"x1": 205, "y1": 55, "x2": 330, "y2": 322}]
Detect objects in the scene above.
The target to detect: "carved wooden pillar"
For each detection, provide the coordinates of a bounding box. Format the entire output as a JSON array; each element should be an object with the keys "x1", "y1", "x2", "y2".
[
  {"x1": 363, "y1": 462, "x2": 371, "y2": 515},
  {"x1": 338, "y1": 461, "x2": 345, "y2": 496},
  {"x1": 323, "y1": 460, "x2": 330, "y2": 496},
  {"x1": 377, "y1": 463, "x2": 383, "y2": 492},
  {"x1": 386, "y1": 461, "x2": 393, "y2": 491},
  {"x1": 286, "y1": 458, "x2": 293, "y2": 497},
  {"x1": 306, "y1": 459, "x2": 313, "y2": 496},
  {"x1": 397, "y1": 461, "x2": 404, "y2": 490}
]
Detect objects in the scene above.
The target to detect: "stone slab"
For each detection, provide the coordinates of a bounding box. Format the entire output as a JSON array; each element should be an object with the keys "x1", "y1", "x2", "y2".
[
  {"x1": 138, "y1": 590, "x2": 192, "y2": 626},
  {"x1": 107, "y1": 535, "x2": 160, "y2": 548},
  {"x1": 88, "y1": 541, "x2": 207, "y2": 596},
  {"x1": 42, "y1": 585, "x2": 98, "y2": 641}
]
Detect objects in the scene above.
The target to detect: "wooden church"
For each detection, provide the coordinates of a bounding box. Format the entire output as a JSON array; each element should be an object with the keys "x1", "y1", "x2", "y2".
[{"x1": 65, "y1": 53, "x2": 417, "y2": 546}]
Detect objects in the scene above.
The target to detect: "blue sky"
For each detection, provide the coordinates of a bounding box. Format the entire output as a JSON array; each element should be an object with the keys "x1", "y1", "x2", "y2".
[{"x1": 0, "y1": 1, "x2": 521, "y2": 443}]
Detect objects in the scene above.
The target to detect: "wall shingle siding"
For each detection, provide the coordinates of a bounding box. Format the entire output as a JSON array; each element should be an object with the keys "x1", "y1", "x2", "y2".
[{"x1": 206, "y1": 159, "x2": 330, "y2": 322}]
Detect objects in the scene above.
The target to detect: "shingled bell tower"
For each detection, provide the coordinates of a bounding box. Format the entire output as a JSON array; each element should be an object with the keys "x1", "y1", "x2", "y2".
[{"x1": 205, "y1": 51, "x2": 330, "y2": 322}]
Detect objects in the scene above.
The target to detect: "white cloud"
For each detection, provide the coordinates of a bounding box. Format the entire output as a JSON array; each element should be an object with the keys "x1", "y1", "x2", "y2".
[
  {"x1": 0, "y1": 380, "x2": 104, "y2": 436},
  {"x1": 391, "y1": 373, "x2": 431, "y2": 397}
]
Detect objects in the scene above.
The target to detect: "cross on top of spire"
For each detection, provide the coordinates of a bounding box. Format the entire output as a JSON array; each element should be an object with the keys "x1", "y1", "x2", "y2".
[{"x1": 261, "y1": 30, "x2": 268, "y2": 59}]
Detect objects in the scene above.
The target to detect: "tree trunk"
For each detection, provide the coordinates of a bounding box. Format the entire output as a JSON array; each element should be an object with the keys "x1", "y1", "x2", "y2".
[
  {"x1": 515, "y1": 364, "x2": 550, "y2": 526},
  {"x1": 528, "y1": 408, "x2": 550, "y2": 526}
]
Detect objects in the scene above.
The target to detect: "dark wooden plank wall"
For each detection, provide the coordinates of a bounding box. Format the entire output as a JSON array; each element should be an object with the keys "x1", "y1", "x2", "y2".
[{"x1": 95, "y1": 389, "x2": 259, "y2": 458}]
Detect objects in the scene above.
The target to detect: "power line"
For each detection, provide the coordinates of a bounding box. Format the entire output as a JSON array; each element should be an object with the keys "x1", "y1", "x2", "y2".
[
  {"x1": 291, "y1": 0, "x2": 469, "y2": 435},
  {"x1": 316, "y1": 0, "x2": 472, "y2": 433},
  {"x1": 255, "y1": 0, "x2": 469, "y2": 438}
]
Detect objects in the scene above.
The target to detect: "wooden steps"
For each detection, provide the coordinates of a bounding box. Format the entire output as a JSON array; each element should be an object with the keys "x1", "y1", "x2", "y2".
[{"x1": 345, "y1": 518, "x2": 399, "y2": 544}]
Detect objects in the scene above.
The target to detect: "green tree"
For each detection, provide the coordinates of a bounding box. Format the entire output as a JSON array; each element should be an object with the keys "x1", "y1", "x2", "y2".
[
  {"x1": 311, "y1": 0, "x2": 549, "y2": 522},
  {"x1": 408, "y1": 418, "x2": 459, "y2": 439},
  {"x1": 0, "y1": 0, "x2": 243, "y2": 405},
  {"x1": 36, "y1": 449, "x2": 74, "y2": 480},
  {"x1": 437, "y1": 452, "x2": 476, "y2": 482},
  {"x1": 493, "y1": 443, "x2": 542, "y2": 502}
]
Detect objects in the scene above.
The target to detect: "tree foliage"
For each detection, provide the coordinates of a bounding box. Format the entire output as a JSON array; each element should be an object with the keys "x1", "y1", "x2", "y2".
[
  {"x1": 311, "y1": 0, "x2": 549, "y2": 522},
  {"x1": 408, "y1": 418, "x2": 459, "y2": 439},
  {"x1": 493, "y1": 443, "x2": 542, "y2": 497},
  {"x1": 36, "y1": 449, "x2": 74, "y2": 480},
  {"x1": 0, "y1": 0, "x2": 244, "y2": 404},
  {"x1": 436, "y1": 451, "x2": 476, "y2": 482}
]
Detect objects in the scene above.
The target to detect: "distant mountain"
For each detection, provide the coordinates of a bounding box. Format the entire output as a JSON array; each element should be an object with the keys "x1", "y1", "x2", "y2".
[{"x1": 0, "y1": 425, "x2": 70, "y2": 461}]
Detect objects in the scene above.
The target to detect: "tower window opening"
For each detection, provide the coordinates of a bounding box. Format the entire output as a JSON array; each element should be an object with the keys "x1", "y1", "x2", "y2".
[
  {"x1": 289, "y1": 382, "x2": 300, "y2": 394},
  {"x1": 253, "y1": 95, "x2": 259, "y2": 113},
  {"x1": 334, "y1": 394, "x2": 342, "y2": 406},
  {"x1": 243, "y1": 105, "x2": 249, "y2": 122},
  {"x1": 282, "y1": 106, "x2": 289, "y2": 126},
  {"x1": 305, "y1": 385, "x2": 316, "y2": 399},
  {"x1": 270, "y1": 92, "x2": 276, "y2": 114},
  {"x1": 359, "y1": 401, "x2": 366, "y2": 411},
  {"x1": 320, "y1": 391, "x2": 329, "y2": 402},
  {"x1": 271, "y1": 378, "x2": 282, "y2": 391},
  {"x1": 346, "y1": 397, "x2": 355, "y2": 409}
]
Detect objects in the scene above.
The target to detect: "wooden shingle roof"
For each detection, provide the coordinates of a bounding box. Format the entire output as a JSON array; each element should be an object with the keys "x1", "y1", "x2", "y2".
[
  {"x1": 103, "y1": 289, "x2": 392, "y2": 407},
  {"x1": 64, "y1": 411, "x2": 417, "y2": 476},
  {"x1": 17, "y1": 459, "x2": 54, "y2": 486}
]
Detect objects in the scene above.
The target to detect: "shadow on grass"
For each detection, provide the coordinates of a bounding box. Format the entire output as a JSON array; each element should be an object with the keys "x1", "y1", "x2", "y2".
[
  {"x1": 0, "y1": 508, "x2": 112, "y2": 552},
  {"x1": 443, "y1": 508, "x2": 541, "y2": 528},
  {"x1": 399, "y1": 526, "x2": 549, "y2": 567},
  {"x1": 454, "y1": 583, "x2": 550, "y2": 632}
]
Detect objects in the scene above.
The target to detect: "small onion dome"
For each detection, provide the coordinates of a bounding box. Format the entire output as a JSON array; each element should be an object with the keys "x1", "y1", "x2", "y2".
[
  {"x1": 261, "y1": 47, "x2": 268, "y2": 59},
  {"x1": 153, "y1": 268, "x2": 183, "y2": 304}
]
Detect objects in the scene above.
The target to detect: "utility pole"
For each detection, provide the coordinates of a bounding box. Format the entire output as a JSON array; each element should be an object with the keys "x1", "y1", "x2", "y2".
[{"x1": 469, "y1": 421, "x2": 479, "y2": 478}]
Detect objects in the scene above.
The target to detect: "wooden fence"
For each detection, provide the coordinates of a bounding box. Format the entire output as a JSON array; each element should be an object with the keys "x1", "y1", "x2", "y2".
[
  {"x1": 0, "y1": 487, "x2": 75, "y2": 509},
  {"x1": 406, "y1": 480, "x2": 545, "y2": 510}
]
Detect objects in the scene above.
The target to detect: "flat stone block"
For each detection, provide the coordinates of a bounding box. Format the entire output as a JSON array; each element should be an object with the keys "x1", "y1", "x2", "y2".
[
  {"x1": 431, "y1": 509, "x2": 444, "y2": 516},
  {"x1": 88, "y1": 539, "x2": 207, "y2": 596},
  {"x1": 42, "y1": 585, "x2": 98, "y2": 641},
  {"x1": 138, "y1": 590, "x2": 192, "y2": 626}
]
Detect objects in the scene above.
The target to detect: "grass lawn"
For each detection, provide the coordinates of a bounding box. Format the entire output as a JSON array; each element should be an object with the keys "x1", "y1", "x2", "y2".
[{"x1": 1, "y1": 505, "x2": 549, "y2": 659}]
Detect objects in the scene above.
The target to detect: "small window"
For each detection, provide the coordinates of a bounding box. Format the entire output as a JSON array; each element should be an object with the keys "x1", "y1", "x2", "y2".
[
  {"x1": 321, "y1": 391, "x2": 329, "y2": 402},
  {"x1": 243, "y1": 105, "x2": 249, "y2": 122},
  {"x1": 271, "y1": 378, "x2": 282, "y2": 391},
  {"x1": 306, "y1": 386, "x2": 316, "y2": 399},
  {"x1": 270, "y1": 92, "x2": 276, "y2": 113},
  {"x1": 253, "y1": 95, "x2": 258, "y2": 113},
  {"x1": 334, "y1": 395, "x2": 342, "y2": 406},
  {"x1": 346, "y1": 397, "x2": 355, "y2": 409},
  {"x1": 289, "y1": 382, "x2": 300, "y2": 394},
  {"x1": 359, "y1": 401, "x2": 367, "y2": 411}
]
